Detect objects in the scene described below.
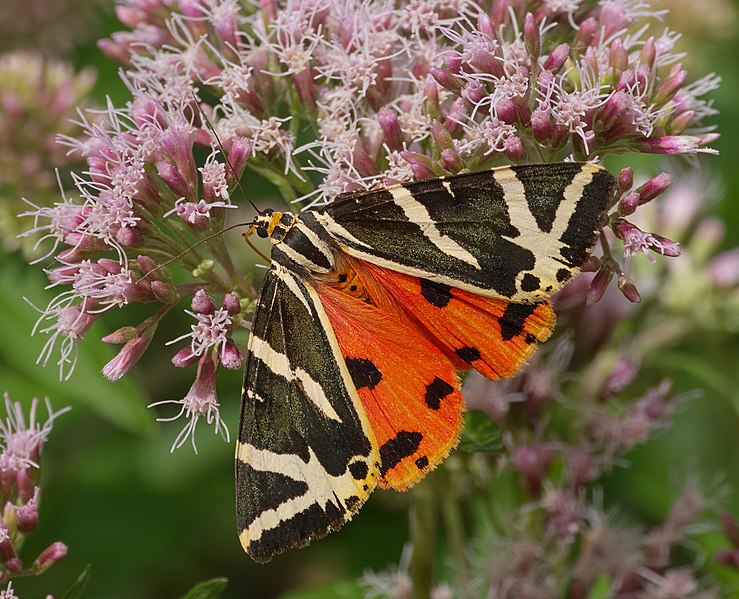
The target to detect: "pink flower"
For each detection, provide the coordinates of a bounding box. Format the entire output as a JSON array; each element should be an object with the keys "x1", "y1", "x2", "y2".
[
  {"x1": 613, "y1": 220, "x2": 681, "y2": 261},
  {"x1": 149, "y1": 353, "x2": 229, "y2": 453}
]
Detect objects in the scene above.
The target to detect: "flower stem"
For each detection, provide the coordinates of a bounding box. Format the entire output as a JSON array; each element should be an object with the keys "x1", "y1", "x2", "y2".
[
  {"x1": 409, "y1": 480, "x2": 436, "y2": 599},
  {"x1": 440, "y1": 464, "x2": 474, "y2": 599}
]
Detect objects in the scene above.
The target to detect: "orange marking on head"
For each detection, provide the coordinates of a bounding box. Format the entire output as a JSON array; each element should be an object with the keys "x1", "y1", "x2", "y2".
[{"x1": 266, "y1": 212, "x2": 283, "y2": 236}]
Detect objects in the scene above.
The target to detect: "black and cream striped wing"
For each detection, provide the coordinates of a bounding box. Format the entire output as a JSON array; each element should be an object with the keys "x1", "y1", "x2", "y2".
[
  {"x1": 236, "y1": 265, "x2": 380, "y2": 563},
  {"x1": 316, "y1": 163, "x2": 615, "y2": 302}
]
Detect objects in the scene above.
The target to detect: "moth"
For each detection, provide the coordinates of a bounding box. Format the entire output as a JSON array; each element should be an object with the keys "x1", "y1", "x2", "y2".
[{"x1": 236, "y1": 162, "x2": 615, "y2": 562}]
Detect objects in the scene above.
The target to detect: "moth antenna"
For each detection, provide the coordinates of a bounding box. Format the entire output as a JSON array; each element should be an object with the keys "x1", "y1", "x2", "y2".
[
  {"x1": 139, "y1": 220, "x2": 258, "y2": 282},
  {"x1": 192, "y1": 92, "x2": 263, "y2": 217},
  {"x1": 243, "y1": 234, "x2": 271, "y2": 263}
]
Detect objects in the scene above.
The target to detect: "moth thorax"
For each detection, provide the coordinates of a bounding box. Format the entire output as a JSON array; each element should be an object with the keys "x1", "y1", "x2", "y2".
[{"x1": 253, "y1": 210, "x2": 297, "y2": 244}]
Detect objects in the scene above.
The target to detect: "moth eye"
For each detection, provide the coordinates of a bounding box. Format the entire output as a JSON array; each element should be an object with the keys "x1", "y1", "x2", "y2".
[{"x1": 256, "y1": 227, "x2": 269, "y2": 238}]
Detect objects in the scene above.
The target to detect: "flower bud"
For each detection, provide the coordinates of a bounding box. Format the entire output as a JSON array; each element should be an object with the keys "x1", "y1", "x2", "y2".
[
  {"x1": 597, "y1": 91, "x2": 630, "y2": 130},
  {"x1": 16, "y1": 499, "x2": 40, "y2": 533},
  {"x1": 223, "y1": 293, "x2": 241, "y2": 315},
  {"x1": 117, "y1": 226, "x2": 145, "y2": 247},
  {"x1": 103, "y1": 320, "x2": 158, "y2": 381},
  {"x1": 33, "y1": 541, "x2": 68, "y2": 573},
  {"x1": 102, "y1": 326, "x2": 138, "y2": 345},
  {"x1": 438, "y1": 149, "x2": 464, "y2": 174},
  {"x1": 429, "y1": 67, "x2": 463, "y2": 94},
  {"x1": 226, "y1": 137, "x2": 252, "y2": 184},
  {"x1": 377, "y1": 107, "x2": 404, "y2": 152},
  {"x1": 668, "y1": 110, "x2": 695, "y2": 135},
  {"x1": 5, "y1": 558, "x2": 23, "y2": 573},
  {"x1": 531, "y1": 107, "x2": 552, "y2": 142},
  {"x1": 586, "y1": 267, "x2": 614, "y2": 305},
  {"x1": 495, "y1": 98, "x2": 518, "y2": 125},
  {"x1": 574, "y1": 18, "x2": 597, "y2": 48},
  {"x1": 400, "y1": 151, "x2": 437, "y2": 181},
  {"x1": 618, "y1": 191, "x2": 640, "y2": 216},
  {"x1": 640, "y1": 36, "x2": 656, "y2": 69},
  {"x1": 653, "y1": 69, "x2": 688, "y2": 105},
  {"x1": 172, "y1": 346, "x2": 199, "y2": 368},
  {"x1": 618, "y1": 167, "x2": 633, "y2": 192},
  {"x1": 504, "y1": 136, "x2": 527, "y2": 161},
  {"x1": 192, "y1": 289, "x2": 215, "y2": 314},
  {"x1": 609, "y1": 38, "x2": 629, "y2": 74},
  {"x1": 543, "y1": 43, "x2": 569, "y2": 72},
  {"x1": 430, "y1": 120, "x2": 454, "y2": 151},
  {"x1": 617, "y1": 275, "x2": 641, "y2": 303},
  {"x1": 524, "y1": 13, "x2": 540, "y2": 60},
  {"x1": 220, "y1": 338, "x2": 244, "y2": 370},
  {"x1": 636, "y1": 172, "x2": 672, "y2": 204},
  {"x1": 461, "y1": 80, "x2": 486, "y2": 105}
]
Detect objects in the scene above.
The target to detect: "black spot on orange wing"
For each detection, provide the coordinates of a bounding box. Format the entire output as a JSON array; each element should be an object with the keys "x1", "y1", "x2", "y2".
[
  {"x1": 424, "y1": 377, "x2": 455, "y2": 410},
  {"x1": 499, "y1": 303, "x2": 538, "y2": 341},
  {"x1": 420, "y1": 279, "x2": 452, "y2": 308},
  {"x1": 345, "y1": 357, "x2": 382, "y2": 390},
  {"x1": 415, "y1": 455, "x2": 429, "y2": 470},
  {"x1": 379, "y1": 431, "x2": 423, "y2": 476},
  {"x1": 455, "y1": 345, "x2": 481, "y2": 364}
]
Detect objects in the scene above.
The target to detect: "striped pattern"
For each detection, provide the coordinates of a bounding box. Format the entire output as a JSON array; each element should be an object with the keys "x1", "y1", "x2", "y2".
[
  {"x1": 317, "y1": 163, "x2": 614, "y2": 301},
  {"x1": 237, "y1": 163, "x2": 615, "y2": 562},
  {"x1": 237, "y1": 266, "x2": 379, "y2": 563}
]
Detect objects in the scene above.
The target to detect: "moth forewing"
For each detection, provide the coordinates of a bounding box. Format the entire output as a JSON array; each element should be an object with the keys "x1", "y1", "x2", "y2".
[
  {"x1": 236, "y1": 266, "x2": 379, "y2": 563},
  {"x1": 316, "y1": 162, "x2": 615, "y2": 303}
]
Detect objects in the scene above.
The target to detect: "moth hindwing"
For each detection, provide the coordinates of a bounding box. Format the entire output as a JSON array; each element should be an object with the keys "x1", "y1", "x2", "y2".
[{"x1": 236, "y1": 162, "x2": 615, "y2": 562}]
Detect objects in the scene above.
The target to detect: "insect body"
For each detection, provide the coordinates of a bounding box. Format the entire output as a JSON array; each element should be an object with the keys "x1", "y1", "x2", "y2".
[{"x1": 235, "y1": 162, "x2": 615, "y2": 562}]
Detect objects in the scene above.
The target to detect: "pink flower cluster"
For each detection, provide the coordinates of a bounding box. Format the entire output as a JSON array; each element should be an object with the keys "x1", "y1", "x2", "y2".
[
  {"x1": 20, "y1": 0, "x2": 719, "y2": 448},
  {"x1": 0, "y1": 396, "x2": 69, "y2": 584}
]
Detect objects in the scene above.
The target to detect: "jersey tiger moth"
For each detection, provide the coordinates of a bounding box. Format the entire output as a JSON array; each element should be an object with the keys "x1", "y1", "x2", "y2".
[{"x1": 235, "y1": 162, "x2": 616, "y2": 562}]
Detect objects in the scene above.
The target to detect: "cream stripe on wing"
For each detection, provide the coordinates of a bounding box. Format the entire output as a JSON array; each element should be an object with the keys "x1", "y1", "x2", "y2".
[
  {"x1": 549, "y1": 165, "x2": 597, "y2": 239},
  {"x1": 237, "y1": 444, "x2": 361, "y2": 544},
  {"x1": 249, "y1": 335, "x2": 343, "y2": 422},
  {"x1": 387, "y1": 186, "x2": 482, "y2": 270}
]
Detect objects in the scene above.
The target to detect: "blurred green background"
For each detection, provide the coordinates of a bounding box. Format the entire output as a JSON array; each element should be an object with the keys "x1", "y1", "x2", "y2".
[{"x1": 0, "y1": 1, "x2": 738, "y2": 598}]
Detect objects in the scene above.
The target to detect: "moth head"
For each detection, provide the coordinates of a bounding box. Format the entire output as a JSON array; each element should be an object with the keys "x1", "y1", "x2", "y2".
[{"x1": 245, "y1": 209, "x2": 297, "y2": 245}]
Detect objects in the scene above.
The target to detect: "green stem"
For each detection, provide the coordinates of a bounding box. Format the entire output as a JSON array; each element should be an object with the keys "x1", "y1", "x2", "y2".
[
  {"x1": 440, "y1": 466, "x2": 474, "y2": 599},
  {"x1": 409, "y1": 481, "x2": 436, "y2": 599}
]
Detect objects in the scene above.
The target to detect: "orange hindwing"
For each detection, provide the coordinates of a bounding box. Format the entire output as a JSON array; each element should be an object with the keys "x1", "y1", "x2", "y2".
[
  {"x1": 316, "y1": 280, "x2": 465, "y2": 491},
  {"x1": 315, "y1": 256, "x2": 555, "y2": 491}
]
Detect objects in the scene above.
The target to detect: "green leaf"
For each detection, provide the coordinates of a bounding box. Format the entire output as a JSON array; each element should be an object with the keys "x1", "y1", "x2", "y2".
[
  {"x1": 458, "y1": 410, "x2": 502, "y2": 453},
  {"x1": 179, "y1": 577, "x2": 228, "y2": 599},
  {"x1": 585, "y1": 574, "x2": 614, "y2": 599},
  {"x1": 0, "y1": 259, "x2": 152, "y2": 434},
  {"x1": 280, "y1": 580, "x2": 364, "y2": 599},
  {"x1": 61, "y1": 564, "x2": 92, "y2": 599}
]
